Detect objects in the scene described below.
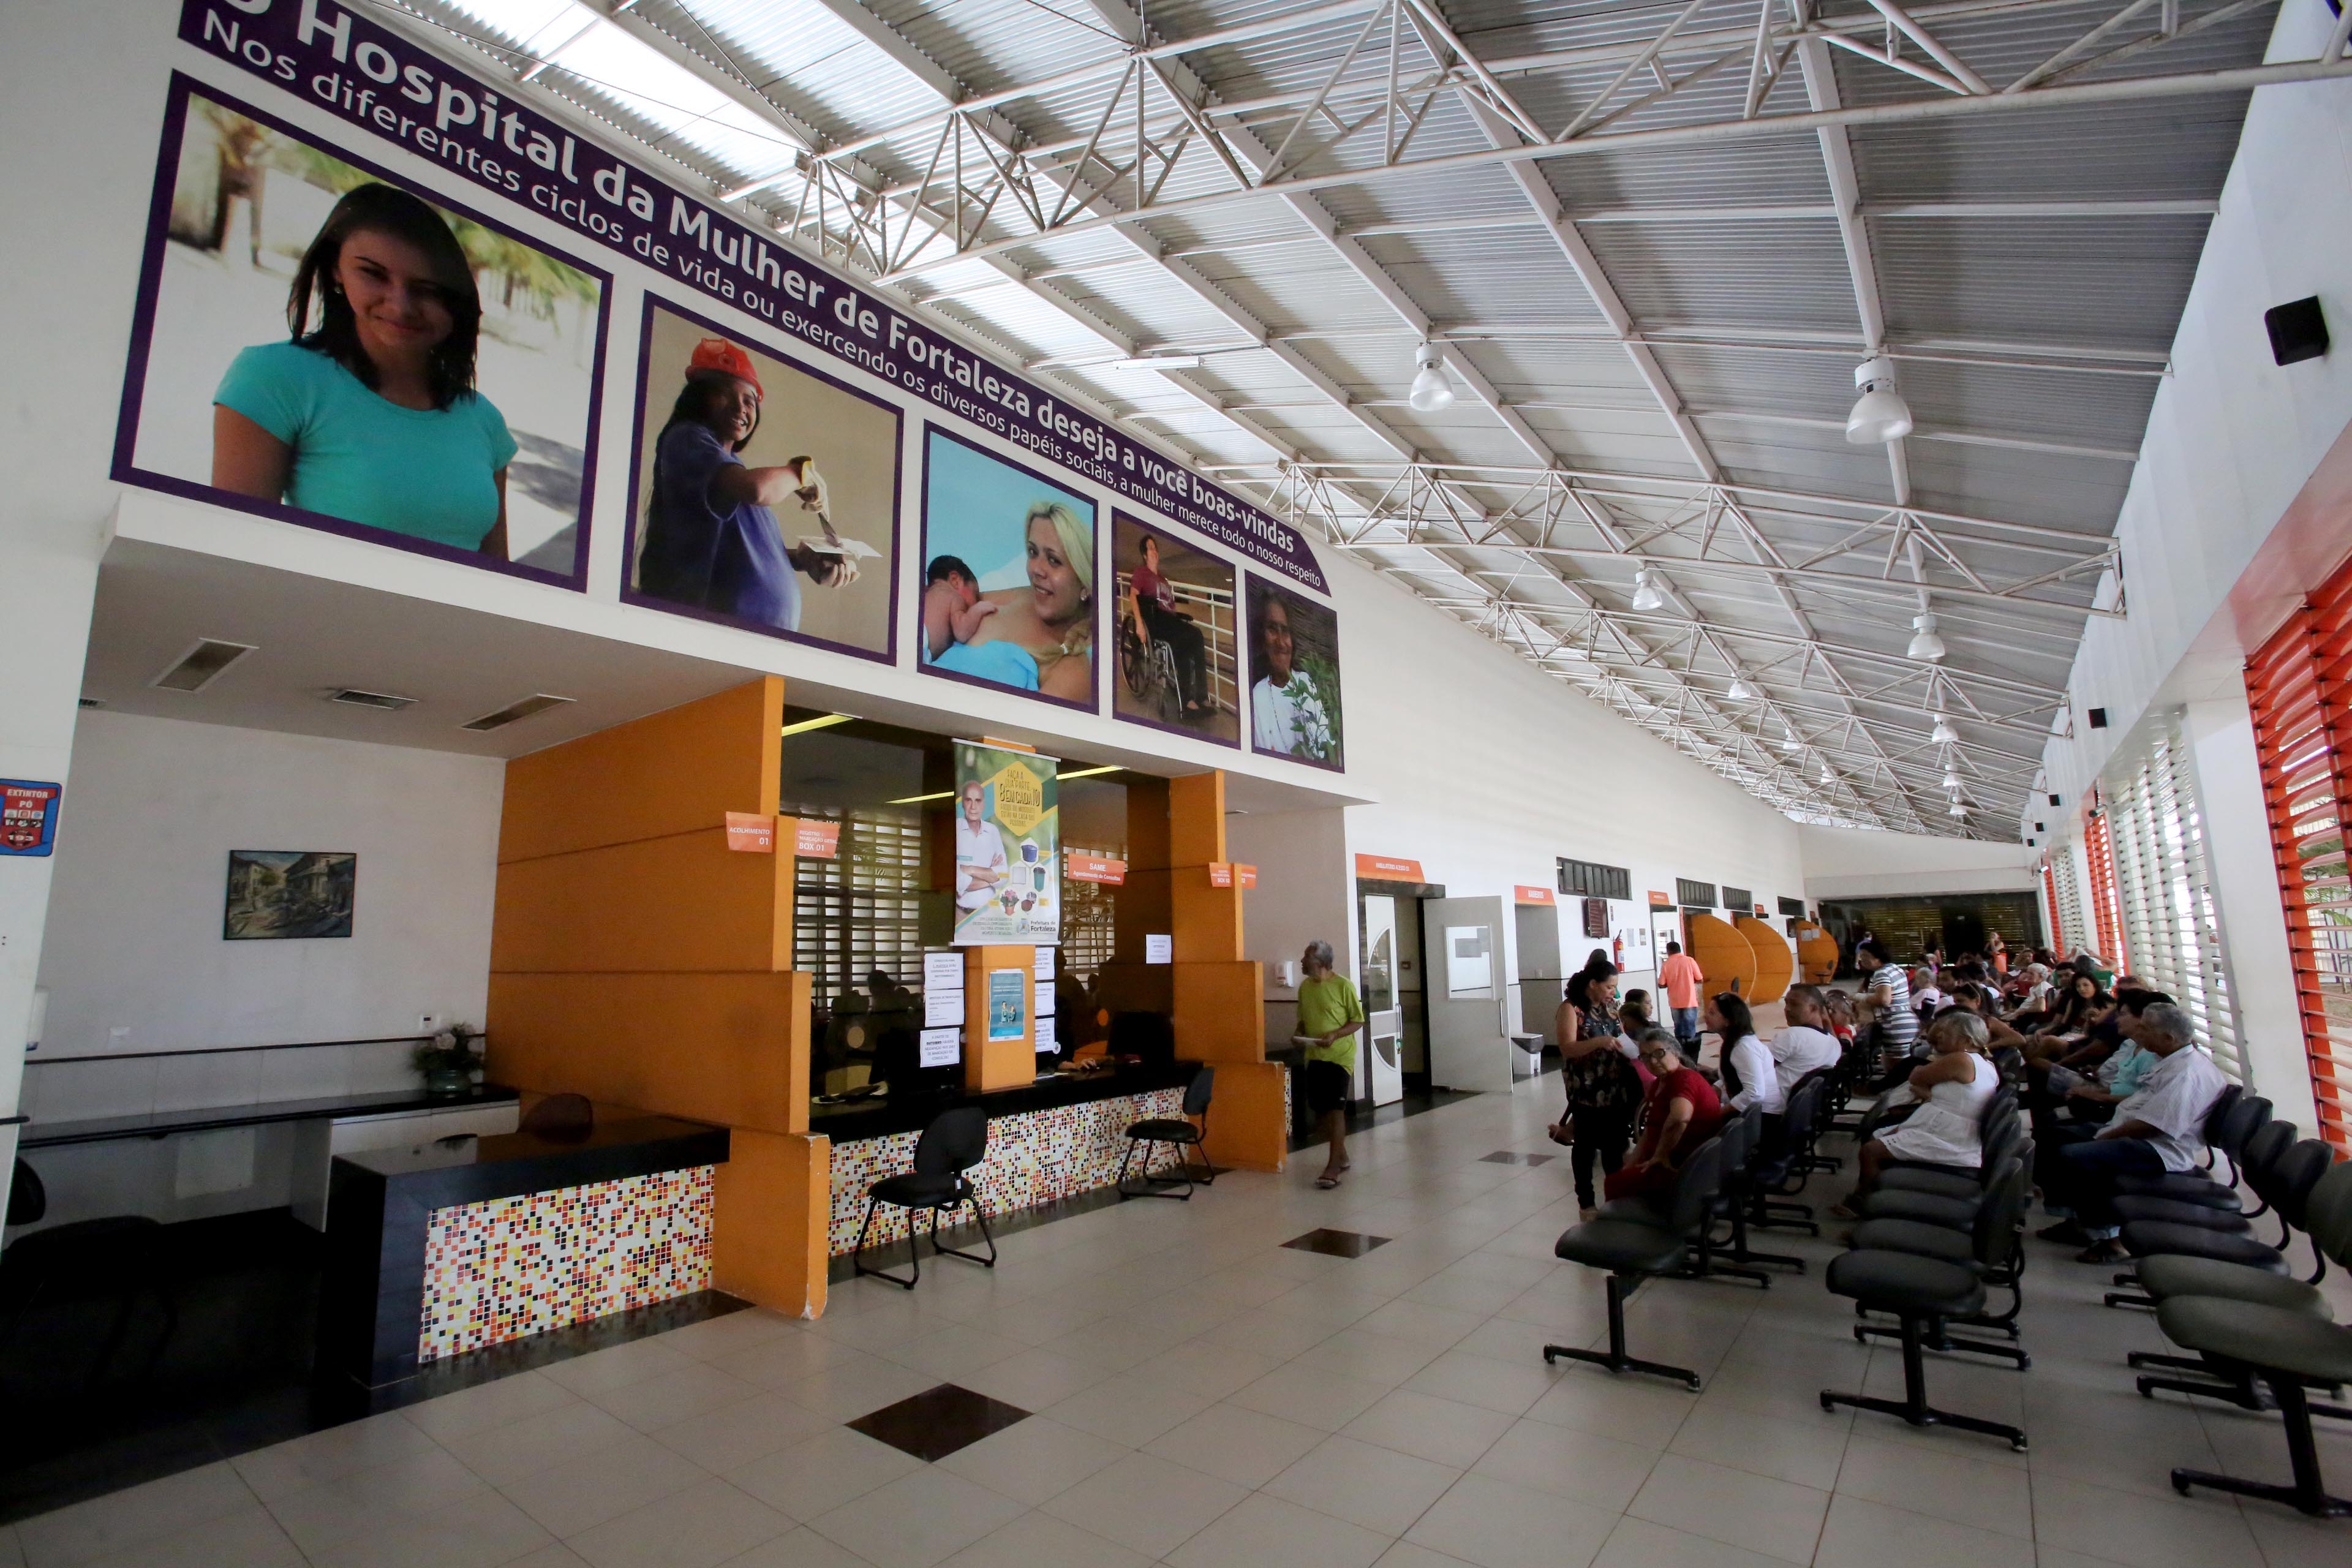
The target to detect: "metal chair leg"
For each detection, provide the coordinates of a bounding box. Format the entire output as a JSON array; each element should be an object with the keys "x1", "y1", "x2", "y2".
[
  {"x1": 1542, "y1": 1274, "x2": 1701, "y2": 1391},
  {"x1": 851, "y1": 1199, "x2": 921, "y2": 1290},
  {"x1": 2172, "y1": 1375, "x2": 2352, "y2": 1517},
  {"x1": 932, "y1": 1193, "x2": 998, "y2": 1268},
  {"x1": 1822, "y1": 1314, "x2": 2027, "y2": 1450}
]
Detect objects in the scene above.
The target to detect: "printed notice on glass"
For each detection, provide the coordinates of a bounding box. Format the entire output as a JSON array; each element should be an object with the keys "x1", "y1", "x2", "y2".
[
  {"x1": 923, "y1": 987, "x2": 963, "y2": 1028},
  {"x1": 1145, "y1": 933, "x2": 1174, "y2": 965},
  {"x1": 922, "y1": 951, "x2": 964, "y2": 991},
  {"x1": 1035, "y1": 1015, "x2": 1056, "y2": 1055},
  {"x1": 918, "y1": 1027, "x2": 960, "y2": 1068},
  {"x1": 1035, "y1": 946, "x2": 1055, "y2": 982}
]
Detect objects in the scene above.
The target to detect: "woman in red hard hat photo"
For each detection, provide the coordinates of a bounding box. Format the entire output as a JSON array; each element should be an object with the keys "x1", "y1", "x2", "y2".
[{"x1": 638, "y1": 334, "x2": 859, "y2": 631}]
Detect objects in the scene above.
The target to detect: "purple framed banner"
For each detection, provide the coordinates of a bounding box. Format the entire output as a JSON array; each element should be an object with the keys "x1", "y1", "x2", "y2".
[
  {"x1": 112, "y1": 74, "x2": 611, "y2": 589},
  {"x1": 170, "y1": 0, "x2": 1324, "y2": 595},
  {"x1": 1109, "y1": 512, "x2": 1241, "y2": 750},
  {"x1": 618, "y1": 294, "x2": 903, "y2": 663},
  {"x1": 1244, "y1": 572, "x2": 1346, "y2": 772},
  {"x1": 918, "y1": 426, "x2": 1100, "y2": 714}
]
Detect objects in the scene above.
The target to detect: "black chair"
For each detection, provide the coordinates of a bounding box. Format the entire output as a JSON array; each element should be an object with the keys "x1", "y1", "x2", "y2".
[
  {"x1": 0, "y1": 1160, "x2": 178, "y2": 1387},
  {"x1": 1822, "y1": 1159, "x2": 2034, "y2": 1452},
  {"x1": 1856, "y1": 1104, "x2": 2024, "y2": 1229},
  {"x1": 2156, "y1": 1157, "x2": 2352, "y2": 1517},
  {"x1": 1544, "y1": 1136, "x2": 1733, "y2": 1390},
  {"x1": 1876, "y1": 1085, "x2": 2018, "y2": 1194},
  {"x1": 2130, "y1": 1159, "x2": 2352, "y2": 1418},
  {"x1": 2107, "y1": 1130, "x2": 2334, "y2": 1309},
  {"x1": 1847, "y1": 1153, "x2": 2033, "y2": 1366},
  {"x1": 521, "y1": 1093, "x2": 594, "y2": 1140},
  {"x1": 1744, "y1": 1074, "x2": 1835, "y2": 1241},
  {"x1": 1716, "y1": 1102, "x2": 1806, "y2": 1274},
  {"x1": 851, "y1": 1108, "x2": 996, "y2": 1290},
  {"x1": 1117, "y1": 1066, "x2": 1215, "y2": 1200}
]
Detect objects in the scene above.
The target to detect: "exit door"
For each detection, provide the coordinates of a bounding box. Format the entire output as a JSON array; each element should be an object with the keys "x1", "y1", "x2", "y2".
[
  {"x1": 1422, "y1": 895, "x2": 1512, "y2": 1091},
  {"x1": 1649, "y1": 907, "x2": 1684, "y2": 974},
  {"x1": 1359, "y1": 895, "x2": 1406, "y2": 1106}
]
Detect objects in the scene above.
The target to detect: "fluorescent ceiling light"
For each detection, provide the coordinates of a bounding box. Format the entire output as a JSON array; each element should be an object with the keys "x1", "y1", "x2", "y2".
[
  {"x1": 150, "y1": 638, "x2": 256, "y2": 693},
  {"x1": 1107, "y1": 353, "x2": 1203, "y2": 371},
  {"x1": 1408, "y1": 345, "x2": 1455, "y2": 413},
  {"x1": 1061, "y1": 764, "x2": 1122, "y2": 780},
  {"x1": 461, "y1": 693, "x2": 574, "y2": 733},
  {"x1": 1907, "y1": 612, "x2": 1947, "y2": 662},
  {"x1": 1845, "y1": 355, "x2": 1914, "y2": 444},
  {"x1": 889, "y1": 763, "x2": 1121, "y2": 805},
  {"x1": 780, "y1": 713, "x2": 853, "y2": 737}
]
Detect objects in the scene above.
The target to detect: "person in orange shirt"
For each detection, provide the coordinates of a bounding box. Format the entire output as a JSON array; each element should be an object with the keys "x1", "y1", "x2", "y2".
[{"x1": 1657, "y1": 941, "x2": 1705, "y2": 1048}]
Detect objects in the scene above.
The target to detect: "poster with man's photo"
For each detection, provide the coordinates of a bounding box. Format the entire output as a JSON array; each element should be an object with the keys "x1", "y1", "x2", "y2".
[
  {"x1": 1111, "y1": 514, "x2": 1240, "y2": 747},
  {"x1": 1245, "y1": 575, "x2": 1346, "y2": 771},
  {"x1": 115, "y1": 81, "x2": 607, "y2": 585},
  {"x1": 622, "y1": 298, "x2": 901, "y2": 657},
  {"x1": 920, "y1": 428, "x2": 1098, "y2": 711},
  {"x1": 951, "y1": 742, "x2": 1060, "y2": 946}
]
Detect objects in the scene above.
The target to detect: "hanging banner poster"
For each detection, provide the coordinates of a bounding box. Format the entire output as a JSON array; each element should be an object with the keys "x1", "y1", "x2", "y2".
[
  {"x1": 951, "y1": 741, "x2": 1059, "y2": 946},
  {"x1": 116, "y1": 78, "x2": 608, "y2": 587},
  {"x1": 920, "y1": 428, "x2": 1098, "y2": 710},
  {"x1": 164, "y1": 0, "x2": 1329, "y2": 596},
  {"x1": 1246, "y1": 574, "x2": 1345, "y2": 771}
]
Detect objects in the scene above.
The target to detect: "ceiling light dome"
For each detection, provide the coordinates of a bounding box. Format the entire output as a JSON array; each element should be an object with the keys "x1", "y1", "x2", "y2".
[
  {"x1": 1727, "y1": 676, "x2": 1756, "y2": 701},
  {"x1": 1845, "y1": 355, "x2": 1914, "y2": 445},
  {"x1": 1907, "y1": 612, "x2": 1947, "y2": 662},
  {"x1": 1779, "y1": 729, "x2": 1801, "y2": 753},
  {"x1": 1630, "y1": 568, "x2": 1666, "y2": 612},
  {"x1": 1942, "y1": 767, "x2": 1962, "y2": 789},
  {"x1": 1408, "y1": 344, "x2": 1455, "y2": 413},
  {"x1": 1818, "y1": 762, "x2": 1835, "y2": 784},
  {"x1": 1948, "y1": 800, "x2": 1969, "y2": 818},
  {"x1": 1931, "y1": 713, "x2": 1958, "y2": 745}
]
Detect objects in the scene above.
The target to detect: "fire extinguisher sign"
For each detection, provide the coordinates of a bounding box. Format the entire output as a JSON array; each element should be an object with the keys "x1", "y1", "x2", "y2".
[{"x1": 1, "y1": 780, "x2": 62, "y2": 856}]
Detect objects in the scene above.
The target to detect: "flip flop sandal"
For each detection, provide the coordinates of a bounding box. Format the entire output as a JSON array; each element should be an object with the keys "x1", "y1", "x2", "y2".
[{"x1": 1315, "y1": 1175, "x2": 1342, "y2": 1189}]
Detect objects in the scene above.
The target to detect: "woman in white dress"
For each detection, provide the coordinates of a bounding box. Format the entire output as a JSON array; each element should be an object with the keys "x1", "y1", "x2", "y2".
[{"x1": 1834, "y1": 1012, "x2": 1999, "y2": 1216}]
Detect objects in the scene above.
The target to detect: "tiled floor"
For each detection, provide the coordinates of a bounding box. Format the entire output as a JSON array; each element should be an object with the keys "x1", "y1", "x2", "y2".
[{"x1": 9, "y1": 1069, "x2": 2349, "y2": 1568}]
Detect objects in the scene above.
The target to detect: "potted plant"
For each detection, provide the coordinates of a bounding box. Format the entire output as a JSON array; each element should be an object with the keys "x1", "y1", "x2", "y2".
[{"x1": 413, "y1": 1024, "x2": 484, "y2": 1097}]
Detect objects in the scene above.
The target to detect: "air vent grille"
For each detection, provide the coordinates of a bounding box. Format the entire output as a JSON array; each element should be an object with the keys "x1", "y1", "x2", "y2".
[
  {"x1": 151, "y1": 639, "x2": 255, "y2": 692},
  {"x1": 461, "y1": 693, "x2": 573, "y2": 733},
  {"x1": 77, "y1": 696, "x2": 105, "y2": 709},
  {"x1": 328, "y1": 689, "x2": 417, "y2": 711}
]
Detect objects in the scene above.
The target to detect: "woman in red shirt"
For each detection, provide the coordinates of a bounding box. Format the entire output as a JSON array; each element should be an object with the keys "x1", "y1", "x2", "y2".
[{"x1": 1604, "y1": 1028, "x2": 1725, "y2": 1205}]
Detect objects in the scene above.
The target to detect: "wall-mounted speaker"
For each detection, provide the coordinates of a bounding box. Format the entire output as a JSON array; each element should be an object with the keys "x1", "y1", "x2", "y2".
[{"x1": 2266, "y1": 296, "x2": 2329, "y2": 367}]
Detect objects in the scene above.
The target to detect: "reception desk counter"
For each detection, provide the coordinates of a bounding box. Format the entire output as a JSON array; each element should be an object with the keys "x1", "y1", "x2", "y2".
[
  {"x1": 321, "y1": 1108, "x2": 729, "y2": 1389},
  {"x1": 815, "y1": 1060, "x2": 1200, "y2": 1257}
]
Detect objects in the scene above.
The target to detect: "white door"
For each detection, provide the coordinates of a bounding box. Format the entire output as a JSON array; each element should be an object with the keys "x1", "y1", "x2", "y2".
[
  {"x1": 1422, "y1": 895, "x2": 1512, "y2": 1090},
  {"x1": 1360, "y1": 895, "x2": 1405, "y2": 1106},
  {"x1": 1649, "y1": 908, "x2": 1684, "y2": 976}
]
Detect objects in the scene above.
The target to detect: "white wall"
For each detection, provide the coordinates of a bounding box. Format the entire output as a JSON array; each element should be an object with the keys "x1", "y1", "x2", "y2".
[
  {"x1": 1798, "y1": 824, "x2": 2039, "y2": 900},
  {"x1": 2037, "y1": 9, "x2": 2352, "y2": 816},
  {"x1": 1237, "y1": 549, "x2": 1809, "y2": 1038},
  {"x1": 33, "y1": 711, "x2": 504, "y2": 1058}
]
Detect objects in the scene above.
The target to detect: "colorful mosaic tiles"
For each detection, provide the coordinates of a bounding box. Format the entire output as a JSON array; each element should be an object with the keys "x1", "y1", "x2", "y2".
[
  {"x1": 418, "y1": 1166, "x2": 714, "y2": 1362},
  {"x1": 828, "y1": 1088, "x2": 1189, "y2": 1254}
]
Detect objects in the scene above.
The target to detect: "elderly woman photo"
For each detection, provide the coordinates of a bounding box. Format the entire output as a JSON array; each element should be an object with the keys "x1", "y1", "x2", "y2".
[
  {"x1": 212, "y1": 183, "x2": 516, "y2": 556},
  {"x1": 638, "y1": 336, "x2": 858, "y2": 631}
]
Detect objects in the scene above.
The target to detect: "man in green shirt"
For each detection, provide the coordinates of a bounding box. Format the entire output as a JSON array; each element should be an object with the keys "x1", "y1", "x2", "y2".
[{"x1": 1298, "y1": 939, "x2": 1366, "y2": 1188}]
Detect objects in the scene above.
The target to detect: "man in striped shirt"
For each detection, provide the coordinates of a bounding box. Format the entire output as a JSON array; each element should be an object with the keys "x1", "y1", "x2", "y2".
[{"x1": 1855, "y1": 938, "x2": 1918, "y2": 1071}]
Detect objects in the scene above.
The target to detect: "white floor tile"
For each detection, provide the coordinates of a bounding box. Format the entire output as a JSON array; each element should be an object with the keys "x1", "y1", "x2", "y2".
[
  {"x1": 1142, "y1": 1401, "x2": 1331, "y2": 1488},
  {"x1": 804, "y1": 1469, "x2": 1026, "y2": 1568},
  {"x1": 1626, "y1": 1455, "x2": 1826, "y2": 1565},
  {"x1": 12, "y1": 1456, "x2": 257, "y2": 1564},
  {"x1": 1263, "y1": 1434, "x2": 1461, "y2": 1537},
  {"x1": 1166, "y1": 1491, "x2": 1393, "y2": 1568},
  {"x1": 937, "y1": 1510, "x2": 1156, "y2": 1568},
  {"x1": 1402, "y1": 1472, "x2": 1617, "y2": 1568},
  {"x1": 938, "y1": 1415, "x2": 1128, "y2": 1506},
  {"x1": 1038, "y1": 1451, "x2": 1248, "y2": 1559},
  {"x1": 725, "y1": 1427, "x2": 925, "y2": 1523},
  {"x1": 1469, "y1": 1419, "x2": 1662, "y2": 1513},
  {"x1": 563, "y1": 1476, "x2": 789, "y2": 1568}
]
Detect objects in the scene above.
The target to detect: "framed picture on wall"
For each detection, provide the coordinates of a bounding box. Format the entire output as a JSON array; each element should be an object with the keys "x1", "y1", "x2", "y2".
[{"x1": 225, "y1": 850, "x2": 356, "y2": 940}]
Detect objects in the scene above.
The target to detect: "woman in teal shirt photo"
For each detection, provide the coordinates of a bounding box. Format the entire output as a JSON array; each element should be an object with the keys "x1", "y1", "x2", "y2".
[{"x1": 211, "y1": 183, "x2": 517, "y2": 558}]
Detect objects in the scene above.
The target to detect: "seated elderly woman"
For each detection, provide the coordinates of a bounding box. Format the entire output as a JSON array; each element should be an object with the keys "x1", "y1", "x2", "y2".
[
  {"x1": 1832, "y1": 1012, "x2": 1999, "y2": 1217},
  {"x1": 1602, "y1": 1028, "x2": 1725, "y2": 1205}
]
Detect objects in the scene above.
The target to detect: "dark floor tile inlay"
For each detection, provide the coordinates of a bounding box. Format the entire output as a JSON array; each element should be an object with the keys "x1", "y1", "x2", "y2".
[
  {"x1": 1479, "y1": 1150, "x2": 1556, "y2": 1166},
  {"x1": 1281, "y1": 1227, "x2": 1393, "y2": 1259},
  {"x1": 848, "y1": 1382, "x2": 1031, "y2": 1461}
]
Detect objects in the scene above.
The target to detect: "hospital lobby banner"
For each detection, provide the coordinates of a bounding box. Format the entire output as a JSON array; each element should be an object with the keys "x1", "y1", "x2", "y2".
[
  {"x1": 114, "y1": 77, "x2": 609, "y2": 585},
  {"x1": 951, "y1": 742, "x2": 1059, "y2": 946},
  {"x1": 622, "y1": 296, "x2": 900, "y2": 660},
  {"x1": 1246, "y1": 573, "x2": 1346, "y2": 771}
]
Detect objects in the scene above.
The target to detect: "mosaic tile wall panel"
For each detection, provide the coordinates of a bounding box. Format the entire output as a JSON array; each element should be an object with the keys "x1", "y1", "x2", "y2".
[
  {"x1": 419, "y1": 1166, "x2": 714, "y2": 1362},
  {"x1": 828, "y1": 1088, "x2": 1189, "y2": 1254}
]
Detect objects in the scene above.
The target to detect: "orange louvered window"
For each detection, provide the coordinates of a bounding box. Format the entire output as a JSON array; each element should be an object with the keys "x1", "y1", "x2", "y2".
[
  {"x1": 2084, "y1": 805, "x2": 2127, "y2": 973},
  {"x1": 2245, "y1": 565, "x2": 2352, "y2": 1148},
  {"x1": 2042, "y1": 861, "x2": 2064, "y2": 951}
]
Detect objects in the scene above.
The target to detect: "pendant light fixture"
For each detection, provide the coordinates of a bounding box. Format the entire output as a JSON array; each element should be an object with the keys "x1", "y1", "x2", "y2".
[
  {"x1": 1907, "y1": 612, "x2": 1947, "y2": 662},
  {"x1": 1727, "y1": 675, "x2": 1756, "y2": 701},
  {"x1": 1845, "y1": 355, "x2": 1914, "y2": 444},
  {"x1": 1948, "y1": 799, "x2": 1968, "y2": 818},
  {"x1": 1779, "y1": 728, "x2": 1801, "y2": 753},
  {"x1": 1630, "y1": 568, "x2": 1666, "y2": 612},
  {"x1": 1408, "y1": 344, "x2": 1455, "y2": 413},
  {"x1": 1818, "y1": 761, "x2": 1835, "y2": 785},
  {"x1": 1930, "y1": 712, "x2": 1958, "y2": 745},
  {"x1": 1942, "y1": 766, "x2": 1961, "y2": 789}
]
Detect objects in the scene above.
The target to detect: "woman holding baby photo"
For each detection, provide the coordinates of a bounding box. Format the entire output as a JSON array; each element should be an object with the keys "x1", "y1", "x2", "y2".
[{"x1": 921, "y1": 429, "x2": 1099, "y2": 707}]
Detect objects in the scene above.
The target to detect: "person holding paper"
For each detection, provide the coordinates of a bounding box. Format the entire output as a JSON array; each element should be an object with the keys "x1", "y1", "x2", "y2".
[
  {"x1": 638, "y1": 337, "x2": 857, "y2": 630},
  {"x1": 953, "y1": 781, "x2": 1009, "y2": 911}
]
